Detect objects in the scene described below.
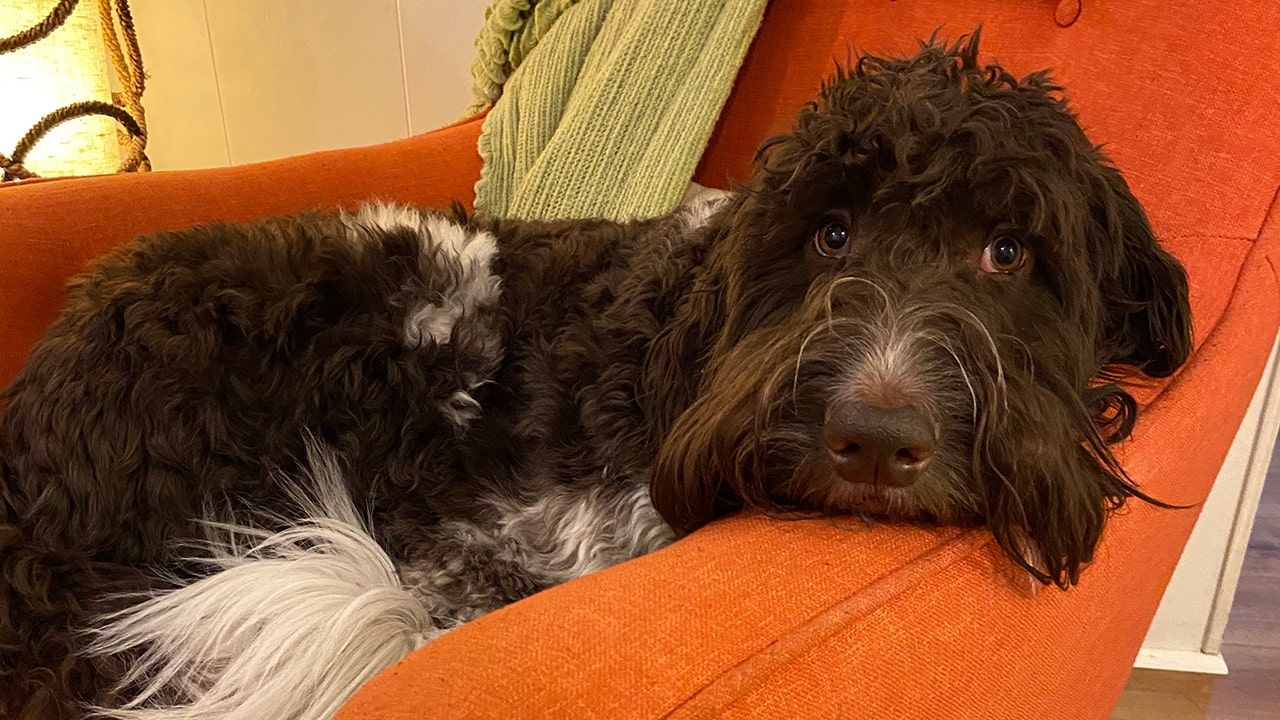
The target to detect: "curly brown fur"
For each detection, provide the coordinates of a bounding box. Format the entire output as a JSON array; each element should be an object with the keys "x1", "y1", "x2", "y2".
[
  {"x1": 650, "y1": 32, "x2": 1191, "y2": 582},
  {"x1": 0, "y1": 33, "x2": 1190, "y2": 718}
]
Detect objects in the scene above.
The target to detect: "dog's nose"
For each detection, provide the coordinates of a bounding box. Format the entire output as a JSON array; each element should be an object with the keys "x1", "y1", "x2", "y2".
[{"x1": 823, "y1": 401, "x2": 937, "y2": 487}]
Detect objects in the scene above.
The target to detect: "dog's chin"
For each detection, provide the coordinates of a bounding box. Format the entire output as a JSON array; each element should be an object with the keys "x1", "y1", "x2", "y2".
[
  {"x1": 779, "y1": 473, "x2": 932, "y2": 519},
  {"x1": 825, "y1": 479, "x2": 919, "y2": 513}
]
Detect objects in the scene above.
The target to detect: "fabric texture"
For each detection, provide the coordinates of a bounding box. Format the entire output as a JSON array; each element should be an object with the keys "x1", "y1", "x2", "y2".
[
  {"x1": 467, "y1": 0, "x2": 582, "y2": 115},
  {"x1": 471, "y1": 0, "x2": 768, "y2": 221}
]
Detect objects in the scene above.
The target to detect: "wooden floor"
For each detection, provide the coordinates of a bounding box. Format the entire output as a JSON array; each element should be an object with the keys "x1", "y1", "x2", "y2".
[{"x1": 1111, "y1": 435, "x2": 1280, "y2": 719}]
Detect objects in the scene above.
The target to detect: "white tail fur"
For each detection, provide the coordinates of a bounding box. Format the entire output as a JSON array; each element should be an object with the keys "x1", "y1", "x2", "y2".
[{"x1": 84, "y1": 444, "x2": 436, "y2": 720}]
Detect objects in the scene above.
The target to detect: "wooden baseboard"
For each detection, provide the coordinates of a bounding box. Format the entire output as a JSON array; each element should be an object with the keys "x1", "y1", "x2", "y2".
[{"x1": 1134, "y1": 647, "x2": 1229, "y2": 675}]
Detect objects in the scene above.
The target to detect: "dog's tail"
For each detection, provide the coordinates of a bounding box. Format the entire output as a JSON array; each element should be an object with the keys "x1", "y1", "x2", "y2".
[{"x1": 83, "y1": 444, "x2": 437, "y2": 720}]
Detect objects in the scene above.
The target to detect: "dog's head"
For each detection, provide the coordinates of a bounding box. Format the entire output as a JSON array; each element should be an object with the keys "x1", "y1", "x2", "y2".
[{"x1": 649, "y1": 33, "x2": 1192, "y2": 588}]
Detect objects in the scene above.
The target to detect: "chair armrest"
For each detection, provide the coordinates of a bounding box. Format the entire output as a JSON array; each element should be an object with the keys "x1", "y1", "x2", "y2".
[
  {"x1": 0, "y1": 116, "x2": 484, "y2": 386},
  {"x1": 336, "y1": 243, "x2": 1279, "y2": 719}
]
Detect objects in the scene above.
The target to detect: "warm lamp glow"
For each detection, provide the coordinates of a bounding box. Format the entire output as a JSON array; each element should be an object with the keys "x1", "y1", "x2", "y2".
[{"x1": 0, "y1": 0, "x2": 120, "y2": 176}]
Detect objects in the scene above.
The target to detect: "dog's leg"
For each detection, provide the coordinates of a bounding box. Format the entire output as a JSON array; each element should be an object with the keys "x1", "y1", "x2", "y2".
[
  {"x1": 492, "y1": 480, "x2": 676, "y2": 585},
  {"x1": 397, "y1": 476, "x2": 676, "y2": 625},
  {"x1": 83, "y1": 442, "x2": 435, "y2": 720}
]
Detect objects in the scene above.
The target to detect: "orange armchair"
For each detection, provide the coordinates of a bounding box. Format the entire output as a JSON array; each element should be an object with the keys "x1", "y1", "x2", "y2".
[{"x1": 2, "y1": 2, "x2": 1278, "y2": 718}]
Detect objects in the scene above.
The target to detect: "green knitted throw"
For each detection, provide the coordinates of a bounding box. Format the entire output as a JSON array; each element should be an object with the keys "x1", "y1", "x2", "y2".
[{"x1": 469, "y1": 0, "x2": 768, "y2": 221}]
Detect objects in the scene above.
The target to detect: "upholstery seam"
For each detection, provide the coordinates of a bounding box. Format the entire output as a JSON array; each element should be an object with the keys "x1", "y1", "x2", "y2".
[
  {"x1": 661, "y1": 530, "x2": 991, "y2": 719},
  {"x1": 1158, "y1": 233, "x2": 1254, "y2": 242},
  {"x1": 1253, "y1": 183, "x2": 1280, "y2": 242}
]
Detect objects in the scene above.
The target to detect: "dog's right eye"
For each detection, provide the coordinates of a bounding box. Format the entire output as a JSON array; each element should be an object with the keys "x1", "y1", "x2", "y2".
[
  {"x1": 981, "y1": 235, "x2": 1029, "y2": 274},
  {"x1": 814, "y1": 222, "x2": 852, "y2": 257}
]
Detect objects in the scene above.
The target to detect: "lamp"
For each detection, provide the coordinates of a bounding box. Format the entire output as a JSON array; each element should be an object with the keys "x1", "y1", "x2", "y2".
[{"x1": 0, "y1": 0, "x2": 147, "y2": 181}]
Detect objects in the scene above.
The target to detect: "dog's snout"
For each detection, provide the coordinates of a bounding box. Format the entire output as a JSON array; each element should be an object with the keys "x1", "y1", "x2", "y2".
[{"x1": 823, "y1": 401, "x2": 937, "y2": 487}]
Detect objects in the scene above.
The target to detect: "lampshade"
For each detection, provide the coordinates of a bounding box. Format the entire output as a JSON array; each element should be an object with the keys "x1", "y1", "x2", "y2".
[{"x1": 0, "y1": 0, "x2": 121, "y2": 176}]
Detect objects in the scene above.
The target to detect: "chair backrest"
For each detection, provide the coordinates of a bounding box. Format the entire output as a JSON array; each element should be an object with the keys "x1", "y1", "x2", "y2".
[{"x1": 694, "y1": 1, "x2": 1280, "y2": 299}]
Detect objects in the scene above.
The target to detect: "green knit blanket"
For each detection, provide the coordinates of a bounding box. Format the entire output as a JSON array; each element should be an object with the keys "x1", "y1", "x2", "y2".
[{"x1": 468, "y1": 0, "x2": 768, "y2": 221}]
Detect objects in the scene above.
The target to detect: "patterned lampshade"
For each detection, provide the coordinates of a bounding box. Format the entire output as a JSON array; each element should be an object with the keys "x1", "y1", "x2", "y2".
[{"x1": 0, "y1": 0, "x2": 122, "y2": 177}]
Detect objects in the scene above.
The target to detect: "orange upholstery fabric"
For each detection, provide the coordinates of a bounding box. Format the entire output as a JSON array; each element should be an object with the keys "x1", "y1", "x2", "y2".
[{"x1": 0, "y1": 1, "x2": 1276, "y2": 718}]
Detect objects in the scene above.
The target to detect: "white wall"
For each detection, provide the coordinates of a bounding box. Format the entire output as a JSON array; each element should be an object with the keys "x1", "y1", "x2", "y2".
[{"x1": 129, "y1": 0, "x2": 487, "y2": 170}]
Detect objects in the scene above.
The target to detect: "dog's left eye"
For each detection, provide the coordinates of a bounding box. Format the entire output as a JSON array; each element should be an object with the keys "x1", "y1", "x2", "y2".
[
  {"x1": 814, "y1": 222, "x2": 852, "y2": 257},
  {"x1": 981, "y1": 236, "x2": 1028, "y2": 274}
]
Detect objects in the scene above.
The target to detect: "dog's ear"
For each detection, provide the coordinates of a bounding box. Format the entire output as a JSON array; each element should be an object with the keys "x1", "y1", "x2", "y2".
[
  {"x1": 649, "y1": 392, "x2": 745, "y2": 535},
  {"x1": 983, "y1": 373, "x2": 1164, "y2": 588},
  {"x1": 649, "y1": 336, "x2": 766, "y2": 535},
  {"x1": 1093, "y1": 167, "x2": 1192, "y2": 378},
  {"x1": 986, "y1": 439, "x2": 1122, "y2": 589},
  {"x1": 649, "y1": 421, "x2": 720, "y2": 535}
]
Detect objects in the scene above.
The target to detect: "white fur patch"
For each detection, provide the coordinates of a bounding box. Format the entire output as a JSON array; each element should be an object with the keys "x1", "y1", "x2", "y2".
[
  {"x1": 678, "y1": 183, "x2": 731, "y2": 230},
  {"x1": 441, "y1": 389, "x2": 482, "y2": 427},
  {"x1": 492, "y1": 481, "x2": 675, "y2": 585},
  {"x1": 344, "y1": 203, "x2": 425, "y2": 237},
  {"x1": 343, "y1": 203, "x2": 504, "y2": 428},
  {"x1": 410, "y1": 214, "x2": 501, "y2": 346},
  {"x1": 342, "y1": 203, "x2": 502, "y2": 348},
  {"x1": 85, "y1": 443, "x2": 435, "y2": 720}
]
